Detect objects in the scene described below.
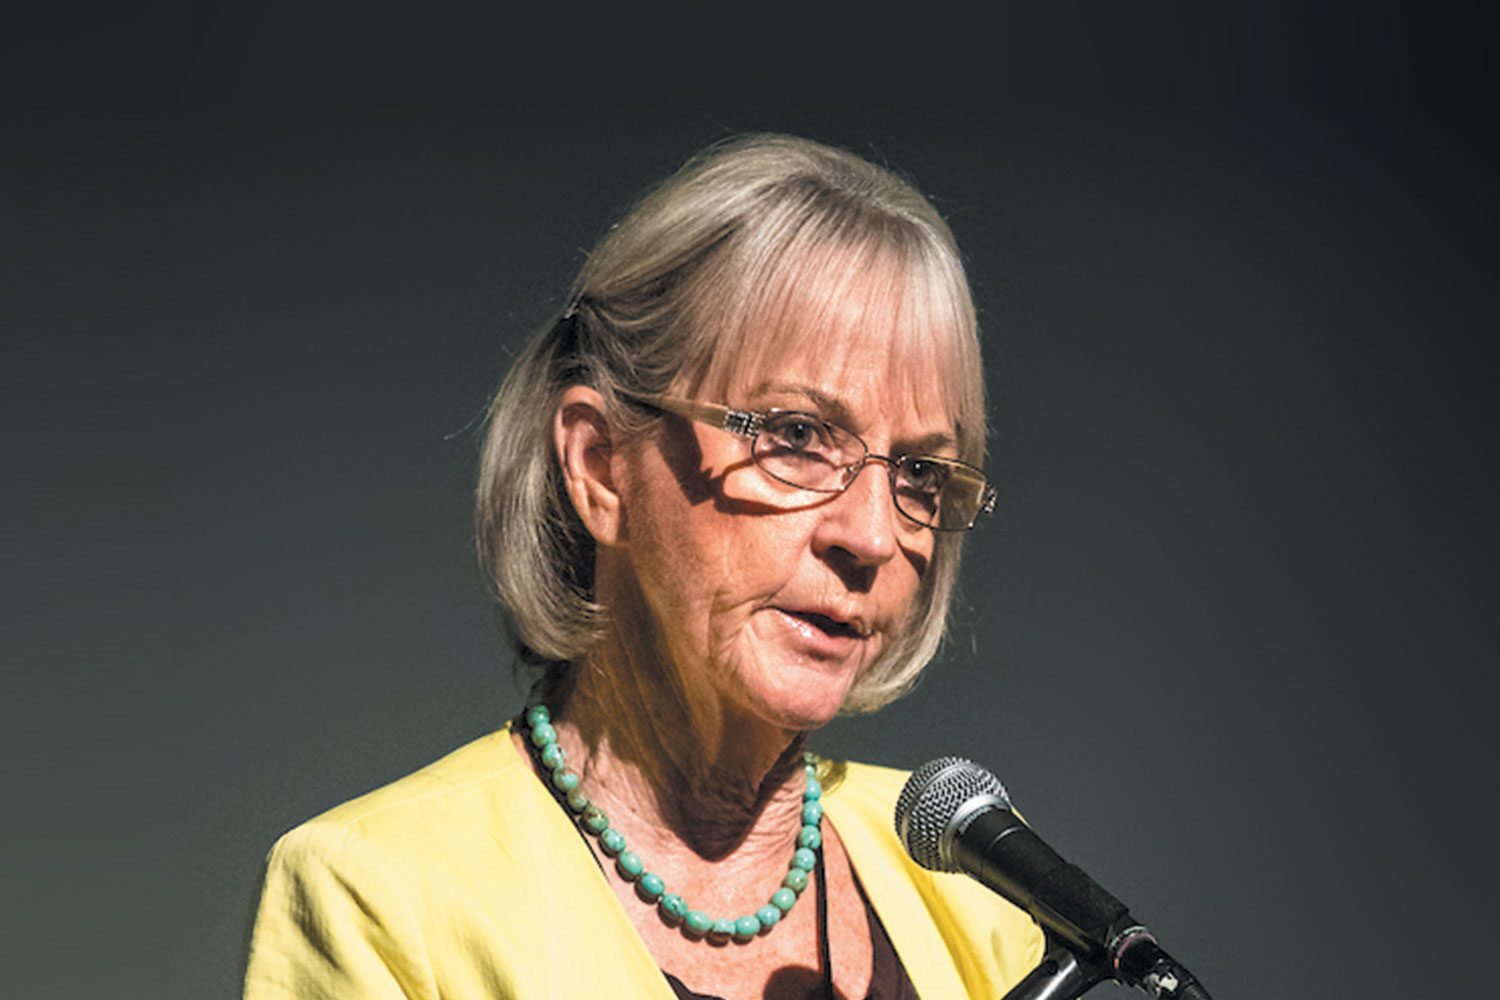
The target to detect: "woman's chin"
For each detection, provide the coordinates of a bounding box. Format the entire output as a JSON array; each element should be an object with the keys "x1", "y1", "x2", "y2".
[{"x1": 738, "y1": 667, "x2": 859, "y2": 733}]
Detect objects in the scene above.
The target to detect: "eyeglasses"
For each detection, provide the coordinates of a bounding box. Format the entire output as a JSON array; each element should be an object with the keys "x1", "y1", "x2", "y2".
[{"x1": 634, "y1": 395, "x2": 996, "y2": 532}]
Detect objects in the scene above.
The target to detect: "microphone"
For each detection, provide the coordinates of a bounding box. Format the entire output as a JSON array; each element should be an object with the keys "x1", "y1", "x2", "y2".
[{"x1": 895, "y1": 757, "x2": 1212, "y2": 1000}]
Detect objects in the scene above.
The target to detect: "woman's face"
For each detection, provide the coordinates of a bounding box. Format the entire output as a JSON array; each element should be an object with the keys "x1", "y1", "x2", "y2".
[{"x1": 609, "y1": 328, "x2": 953, "y2": 734}]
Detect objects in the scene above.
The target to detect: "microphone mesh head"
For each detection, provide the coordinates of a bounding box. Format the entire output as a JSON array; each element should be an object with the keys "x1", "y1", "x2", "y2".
[{"x1": 894, "y1": 756, "x2": 1010, "y2": 872}]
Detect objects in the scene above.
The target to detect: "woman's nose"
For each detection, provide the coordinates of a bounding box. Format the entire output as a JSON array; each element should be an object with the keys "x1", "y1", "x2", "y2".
[{"x1": 812, "y1": 459, "x2": 901, "y2": 567}]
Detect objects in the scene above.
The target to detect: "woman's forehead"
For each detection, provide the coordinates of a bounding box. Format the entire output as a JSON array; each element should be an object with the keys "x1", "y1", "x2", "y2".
[
  {"x1": 719, "y1": 323, "x2": 959, "y2": 438},
  {"x1": 680, "y1": 239, "x2": 978, "y2": 448}
]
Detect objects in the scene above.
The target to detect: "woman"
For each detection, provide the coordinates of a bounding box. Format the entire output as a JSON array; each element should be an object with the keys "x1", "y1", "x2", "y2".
[{"x1": 243, "y1": 134, "x2": 1044, "y2": 999}]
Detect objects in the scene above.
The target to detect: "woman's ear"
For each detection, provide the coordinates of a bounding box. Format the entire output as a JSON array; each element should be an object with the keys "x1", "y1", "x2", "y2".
[{"x1": 554, "y1": 386, "x2": 625, "y2": 547}]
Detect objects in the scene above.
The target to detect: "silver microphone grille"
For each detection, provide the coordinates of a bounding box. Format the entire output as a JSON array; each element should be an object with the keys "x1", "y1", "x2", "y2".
[{"x1": 894, "y1": 756, "x2": 1011, "y2": 872}]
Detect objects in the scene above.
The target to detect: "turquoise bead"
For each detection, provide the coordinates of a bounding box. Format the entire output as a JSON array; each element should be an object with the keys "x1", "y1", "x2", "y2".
[
  {"x1": 684, "y1": 910, "x2": 712, "y2": 936},
  {"x1": 804, "y1": 776, "x2": 822, "y2": 800},
  {"x1": 734, "y1": 915, "x2": 760, "y2": 940},
  {"x1": 529, "y1": 721, "x2": 556, "y2": 747},
  {"x1": 711, "y1": 918, "x2": 735, "y2": 938},
  {"x1": 792, "y1": 847, "x2": 817, "y2": 872},
  {"x1": 637, "y1": 872, "x2": 665, "y2": 901},
  {"x1": 526, "y1": 704, "x2": 550, "y2": 727},
  {"x1": 600, "y1": 828, "x2": 626, "y2": 855},
  {"x1": 783, "y1": 868, "x2": 808, "y2": 893},
  {"x1": 566, "y1": 787, "x2": 589, "y2": 812},
  {"x1": 616, "y1": 851, "x2": 644, "y2": 879},
  {"x1": 540, "y1": 742, "x2": 566, "y2": 769},
  {"x1": 659, "y1": 894, "x2": 687, "y2": 923},
  {"x1": 802, "y1": 801, "x2": 823, "y2": 825},
  {"x1": 756, "y1": 904, "x2": 781, "y2": 928},
  {"x1": 583, "y1": 805, "x2": 609, "y2": 834},
  {"x1": 552, "y1": 769, "x2": 579, "y2": 793},
  {"x1": 771, "y1": 887, "x2": 797, "y2": 912},
  {"x1": 798, "y1": 824, "x2": 822, "y2": 850}
]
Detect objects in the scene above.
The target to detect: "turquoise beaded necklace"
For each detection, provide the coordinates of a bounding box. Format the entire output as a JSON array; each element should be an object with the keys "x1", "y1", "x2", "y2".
[{"x1": 523, "y1": 702, "x2": 824, "y2": 942}]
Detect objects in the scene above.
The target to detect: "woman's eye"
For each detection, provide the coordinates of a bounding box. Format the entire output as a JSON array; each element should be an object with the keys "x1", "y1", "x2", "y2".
[
  {"x1": 901, "y1": 459, "x2": 947, "y2": 494},
  {"x1": 767, "y1": 415, "x2": 829, "y2": 452},
  {"x1": 783, "y1": 421, "x2": 817, "y2": 449}
]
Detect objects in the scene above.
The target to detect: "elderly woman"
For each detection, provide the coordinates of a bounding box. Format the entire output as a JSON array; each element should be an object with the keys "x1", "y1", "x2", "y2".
[{"x1": 244, "y1": 135, "x2": 1044, "y2": 999}]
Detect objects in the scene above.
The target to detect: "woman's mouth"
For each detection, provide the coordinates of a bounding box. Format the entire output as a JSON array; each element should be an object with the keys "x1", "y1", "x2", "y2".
[
  {"x1": 785, "y1": 610, "x2": 863, "y2": 639},
  {"x1": 773, "y1": 607, "x2": 871, "y2": 658}
]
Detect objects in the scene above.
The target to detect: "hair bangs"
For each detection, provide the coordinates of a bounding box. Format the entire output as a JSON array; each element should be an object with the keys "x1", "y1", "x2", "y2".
[{"x1": 681, "y1": 215, "x2": 981, "y2": 461}]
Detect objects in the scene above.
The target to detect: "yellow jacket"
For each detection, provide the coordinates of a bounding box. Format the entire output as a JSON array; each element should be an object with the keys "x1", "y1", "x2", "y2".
[{"x1": 244, "y1": 727, "x2": 1044, "y2": 998}]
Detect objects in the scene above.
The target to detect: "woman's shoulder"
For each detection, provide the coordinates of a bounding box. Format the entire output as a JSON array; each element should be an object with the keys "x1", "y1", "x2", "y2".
[
  {"x1": 246, "y1": 725, "x2": 670, "y2": 998},
  {"x1": 308, "y1": 725, "x2": 529, "y2": 828},
  {"x1": 265, "y1": 725, "x2": 548, "y2": 884}
]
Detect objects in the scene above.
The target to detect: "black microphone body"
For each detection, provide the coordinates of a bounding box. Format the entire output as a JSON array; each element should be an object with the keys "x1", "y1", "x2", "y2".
[
  {"x1": 895, "y1": 757, "x2": 1212, "y2": 1000},
  {"x1": 951, "y1": 802, "x2": 1129, "y2": 960}
]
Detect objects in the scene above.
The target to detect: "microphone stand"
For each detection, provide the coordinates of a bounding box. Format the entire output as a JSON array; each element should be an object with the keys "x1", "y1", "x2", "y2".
[
  {"x1": 999, "y1": 935, "x2": 1111, "y2": 1000},
  {"x1": 999, "y1": 933, "x2": 1214, "y2": 1000}
]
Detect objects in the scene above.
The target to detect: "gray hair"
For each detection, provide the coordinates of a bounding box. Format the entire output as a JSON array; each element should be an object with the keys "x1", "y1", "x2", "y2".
[{"x1": 476, "y1": 134, "x2": 986, "y2": 713}]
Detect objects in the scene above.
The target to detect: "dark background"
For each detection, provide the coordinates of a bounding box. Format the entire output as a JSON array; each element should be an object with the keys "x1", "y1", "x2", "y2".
[{"x1": 6, "y1": 4, "x2": 1498, "y2": 998}]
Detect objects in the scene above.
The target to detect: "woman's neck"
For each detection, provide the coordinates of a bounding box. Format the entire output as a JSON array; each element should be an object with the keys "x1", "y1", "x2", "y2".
[{"x1": 546, "y1": 634, "x2": 809, "y2": 862}]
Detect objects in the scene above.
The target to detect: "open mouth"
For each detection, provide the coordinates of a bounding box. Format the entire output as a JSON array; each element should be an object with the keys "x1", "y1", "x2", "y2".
[{"x1": 784, "y1": 610, "x2": 863, "y2": 639}]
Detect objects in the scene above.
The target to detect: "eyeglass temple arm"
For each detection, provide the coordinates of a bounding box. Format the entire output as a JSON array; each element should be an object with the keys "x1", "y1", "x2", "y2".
[{"x1": 639, "y1": 396, "x2": 763, "y2": 438}]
